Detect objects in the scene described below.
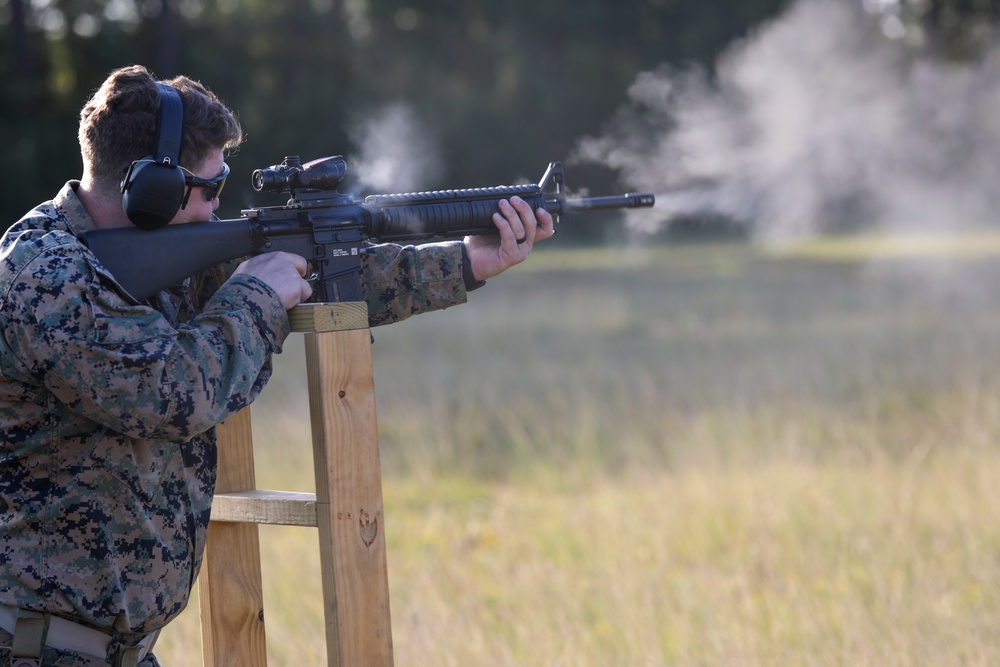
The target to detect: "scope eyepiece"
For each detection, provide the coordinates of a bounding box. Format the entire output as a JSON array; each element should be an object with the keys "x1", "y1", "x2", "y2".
[{"x1": 252, "y1": 155, "x2": 348, "y2": 194}]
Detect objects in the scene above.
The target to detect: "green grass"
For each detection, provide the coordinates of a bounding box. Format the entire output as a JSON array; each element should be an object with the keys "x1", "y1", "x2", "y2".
[
  {"x1": 155, "y1": 239, "x2": 1000, "y2": 666},
  {"x1": 767, "y1": 231, "x2": 1000, "y2": 261}
]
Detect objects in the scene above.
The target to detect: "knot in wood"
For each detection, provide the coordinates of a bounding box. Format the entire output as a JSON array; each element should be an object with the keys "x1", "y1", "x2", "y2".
[{"x1": 359, "y1": 509, "x2": 378, "y2": 547}]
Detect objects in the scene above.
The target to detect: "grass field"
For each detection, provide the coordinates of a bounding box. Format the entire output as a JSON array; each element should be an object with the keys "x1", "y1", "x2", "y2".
[{"x1": 156, "y1": 238, "x2": 1000, "y2": 666}]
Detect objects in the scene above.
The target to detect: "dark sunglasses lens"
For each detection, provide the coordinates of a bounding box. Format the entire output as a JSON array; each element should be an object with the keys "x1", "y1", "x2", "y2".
[{"x1": 204, "y1": 176, "x2": 226, "y2": 201}]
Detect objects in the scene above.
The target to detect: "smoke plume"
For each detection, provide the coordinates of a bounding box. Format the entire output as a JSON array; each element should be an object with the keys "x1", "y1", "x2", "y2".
[
  {"x1": 348, "y1": 102, "x2": 444, "y2": 194},
  {"x1": 575, "y1": 0, "x2": 1000, "y2": 242}
]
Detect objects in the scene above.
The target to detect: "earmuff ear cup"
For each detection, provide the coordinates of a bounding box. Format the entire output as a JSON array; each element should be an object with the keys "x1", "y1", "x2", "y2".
[
  {"x1": 121, "y1": 82, "x2": 186, "y2": 230},
  {"x1": 121, "y1": 159, "x2": 187, "y2": 230}
]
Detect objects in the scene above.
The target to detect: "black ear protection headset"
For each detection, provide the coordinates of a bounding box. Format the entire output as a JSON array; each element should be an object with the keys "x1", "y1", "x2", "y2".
[{"x1": 120, "y1": 82, "x2": 186, "y2": 230}]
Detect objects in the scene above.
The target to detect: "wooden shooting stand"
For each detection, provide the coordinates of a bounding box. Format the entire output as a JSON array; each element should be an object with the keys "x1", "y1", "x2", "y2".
[{"x1": 197, "y1": 302, "x2": 394, "y2": 667}]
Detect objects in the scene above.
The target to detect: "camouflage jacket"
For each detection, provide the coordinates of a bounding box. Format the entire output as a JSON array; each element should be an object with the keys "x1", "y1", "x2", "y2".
[{"x1": 0, "y1": 182, "x2": 468, "y2": 638}]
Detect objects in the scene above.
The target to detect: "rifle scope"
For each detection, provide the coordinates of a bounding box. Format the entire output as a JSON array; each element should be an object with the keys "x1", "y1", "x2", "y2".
[{"x1": 252, "y1": 155, "x2": 348, "y2": 194}]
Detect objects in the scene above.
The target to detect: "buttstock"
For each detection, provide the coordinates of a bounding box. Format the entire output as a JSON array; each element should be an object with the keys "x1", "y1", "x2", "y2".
[{"x1": 82, "y1": 219, "x2": 256, "y2": 301}]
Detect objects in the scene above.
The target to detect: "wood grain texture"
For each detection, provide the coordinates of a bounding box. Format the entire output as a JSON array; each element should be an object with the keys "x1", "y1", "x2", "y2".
[
  {"x1": 211, "y1": 490, "x2": 318, "y2": 527},
  {"x1": 288, "y1": 302, "x2": 369, "y2": 333},
  {"x1": 200, "y1": 409, "x2": 268, "y2": 667},
  {"x1": 307, "y1": 327, "x2": 395, "y2": 667}
]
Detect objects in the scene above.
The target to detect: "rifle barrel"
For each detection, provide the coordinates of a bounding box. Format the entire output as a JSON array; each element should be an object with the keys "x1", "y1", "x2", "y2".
[{"x1": 563, "y1": 193, "x2": 655, "y2": 211}]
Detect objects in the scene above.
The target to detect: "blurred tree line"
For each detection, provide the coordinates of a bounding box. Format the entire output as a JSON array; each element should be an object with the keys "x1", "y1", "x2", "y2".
[
  {"x1": 1, "y1": 0, "x2": 795, "y2": 233},
  {"x1": 864, "y1": 0, "x2": 1000, "y2": 60},
  {"x1": 1, "y1": 0, "x2": 994, "y2": 236}
]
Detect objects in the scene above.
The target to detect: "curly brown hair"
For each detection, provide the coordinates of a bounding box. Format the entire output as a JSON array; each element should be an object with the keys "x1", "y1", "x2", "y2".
[{"x1": 79, "y1": 65, "x2": 242, "y2": 190}]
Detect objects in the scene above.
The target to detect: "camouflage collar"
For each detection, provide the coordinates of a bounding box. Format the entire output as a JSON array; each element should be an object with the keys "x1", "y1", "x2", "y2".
[{"x1": 52, "y1": 181, "x2": 99, "y2": 237}]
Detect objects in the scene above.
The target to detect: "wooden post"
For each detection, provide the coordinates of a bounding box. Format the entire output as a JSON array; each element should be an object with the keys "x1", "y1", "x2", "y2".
[
  {"x1": 199, "y1": 408, "x2": 268, "y2": 667},
  {"x1": 199, "y1": 303, "x2": 393, "y2": 667},
  {"x1": 306, "y1": 328, "x2": 394, "y2": 667}
]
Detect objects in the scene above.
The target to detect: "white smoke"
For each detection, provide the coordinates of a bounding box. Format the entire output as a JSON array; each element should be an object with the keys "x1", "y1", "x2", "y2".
[
  {"x1": 348, "y1": 102, "x2": 444, "y2": 194},
  {"x1": 575, "y1": 0, "x2": 1000, "y2": 243}
]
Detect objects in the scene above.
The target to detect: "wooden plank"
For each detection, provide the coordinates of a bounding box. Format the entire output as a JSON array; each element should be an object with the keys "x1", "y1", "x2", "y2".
[
  {"x1": 199, "y1": 408, "x2": 268, "y2": 667},
  {"x1": 288, "y1": 302, "x2": 369, "y2": 333},
  {"x1": 306, "y1": 326, "x2": 395, "y2": 667},
  {"x1": 211, "y1": 490, "x2": 318, "y2": 527}
]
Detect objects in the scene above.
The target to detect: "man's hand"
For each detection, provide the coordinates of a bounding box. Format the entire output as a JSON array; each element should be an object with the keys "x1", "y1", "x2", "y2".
[
  {"x1": 233, "y1": 251, "x2": 313, "y2": 310},
  {"x1": 464, "y1": 196, "x2": 556, "y2": 281}
]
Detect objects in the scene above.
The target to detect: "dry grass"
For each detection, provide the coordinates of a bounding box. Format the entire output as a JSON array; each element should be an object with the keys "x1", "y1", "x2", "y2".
[{"x1": 155, "y1": 239, "x2": 1000, "y2": 666}]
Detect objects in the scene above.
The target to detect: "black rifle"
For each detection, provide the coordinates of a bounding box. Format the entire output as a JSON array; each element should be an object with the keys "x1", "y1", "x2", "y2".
[{"x1": 82, "y1": 156, "x2": 655, "y2": 302}]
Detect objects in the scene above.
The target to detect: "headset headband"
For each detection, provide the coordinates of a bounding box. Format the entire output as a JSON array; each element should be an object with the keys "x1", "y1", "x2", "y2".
[{"x1": 153, "y1": 82, "x2": 184, "y2": 166}]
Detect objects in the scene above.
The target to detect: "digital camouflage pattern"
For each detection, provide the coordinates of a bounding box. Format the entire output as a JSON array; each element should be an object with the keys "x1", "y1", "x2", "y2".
[
  {"x1": 362, "y1": 239, "x2": 468, "y2": 327},
  {"x1": 0, "y1": 182, "x2": 468, "y2": 665}
]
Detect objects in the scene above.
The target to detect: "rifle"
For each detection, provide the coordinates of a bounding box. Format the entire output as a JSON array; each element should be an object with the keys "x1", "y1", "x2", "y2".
[{"x1": 82, "y1": 156, "x2": 655, "y2": 302}]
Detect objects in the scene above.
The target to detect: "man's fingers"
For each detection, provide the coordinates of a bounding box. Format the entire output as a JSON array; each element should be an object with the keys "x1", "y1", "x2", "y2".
[
  {"x1": 289, "y1": 253, "x2": 309, "y2": 277},
  {"x1": 535, "y1": 207, "x2": 555, "y2": 238},
  {"x1": 235, "y1": 252, "x2": 313, "y2": 310},
  {"x1": 495, "y1": 196, "x2": 537, "y2": 247}
]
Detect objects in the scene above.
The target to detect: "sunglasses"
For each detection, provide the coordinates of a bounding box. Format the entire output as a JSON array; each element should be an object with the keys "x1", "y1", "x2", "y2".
[{"x1": 180, "y1": 162, "x2": 230, "y2": 206}]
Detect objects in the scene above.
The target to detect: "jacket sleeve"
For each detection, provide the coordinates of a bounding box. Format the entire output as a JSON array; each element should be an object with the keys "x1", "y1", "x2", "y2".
[
  {"x1": 360, "y1": 241, "x2": 468, "y2": 327},
  {"x1": 0, "y1": 235, "x2": 290, "y2": 440}
]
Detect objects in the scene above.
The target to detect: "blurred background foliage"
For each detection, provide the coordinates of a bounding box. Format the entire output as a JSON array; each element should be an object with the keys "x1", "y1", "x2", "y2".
[
  {"x1": 0, "y1": 0, "x2": 996, "y2": 237},
  {"x1": 0, "y1": 0, "x2": 793, "y2": 234}
]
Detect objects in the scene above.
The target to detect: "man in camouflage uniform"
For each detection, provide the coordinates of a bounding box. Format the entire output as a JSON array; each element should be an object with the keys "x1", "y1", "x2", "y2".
[{"x1": 0, "y1": 65, "x2": 552, "y2": 667}]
